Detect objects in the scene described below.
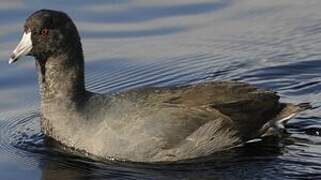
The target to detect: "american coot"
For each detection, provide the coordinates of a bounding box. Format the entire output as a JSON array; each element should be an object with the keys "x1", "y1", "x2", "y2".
[{"x1": 9, "y1": 9, "x2": 309, "y2": 162}]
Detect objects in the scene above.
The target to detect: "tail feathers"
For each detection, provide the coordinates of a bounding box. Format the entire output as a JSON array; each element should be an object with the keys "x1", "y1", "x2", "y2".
[
  {"x1": 274, "y1": 102, "x2": 311, "y2": 124},
  {"x1": 297, "y1": 102, "x2": 312, "y2": 111},
  {"x1": 260, "y1": 102, "x2": 311, "y2": 137}
]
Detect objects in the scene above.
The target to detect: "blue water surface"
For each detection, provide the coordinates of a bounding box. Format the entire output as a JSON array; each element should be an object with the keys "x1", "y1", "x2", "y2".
[{"x1": 1, "y1": 0, "x2": 321, "y2": 179}]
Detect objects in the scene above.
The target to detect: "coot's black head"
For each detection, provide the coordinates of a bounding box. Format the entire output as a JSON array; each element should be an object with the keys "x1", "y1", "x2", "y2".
[{"x1": 9, "y1": 9, "x2": 82, "y2": 64}]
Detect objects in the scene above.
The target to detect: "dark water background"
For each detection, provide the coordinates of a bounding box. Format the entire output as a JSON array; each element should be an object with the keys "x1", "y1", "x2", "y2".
[{"x1": 1, "y1": 0, "x2": 321, "y2": 179}]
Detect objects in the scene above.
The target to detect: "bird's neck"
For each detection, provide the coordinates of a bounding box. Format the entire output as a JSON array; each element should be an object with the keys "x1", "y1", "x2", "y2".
[{"x1": 35, "y1": 52, "x2": 87, "y2": 107}]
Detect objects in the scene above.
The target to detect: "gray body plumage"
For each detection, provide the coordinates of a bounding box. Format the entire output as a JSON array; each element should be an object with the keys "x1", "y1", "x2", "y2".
[
  {"x1": 10, "y1": 9, "x2": 307, "y2": 162},
  {"x1": 37, "y1": 56, "x2": 290, "y2": 162}
]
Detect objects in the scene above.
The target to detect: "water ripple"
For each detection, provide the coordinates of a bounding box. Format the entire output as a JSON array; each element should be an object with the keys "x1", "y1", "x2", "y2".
[
  {"x1": 1, "y1": 0, "x2": 321, "y2": 179},
  {"x1": 0, "y1": 110, "x2": 41, "y2": 168}
]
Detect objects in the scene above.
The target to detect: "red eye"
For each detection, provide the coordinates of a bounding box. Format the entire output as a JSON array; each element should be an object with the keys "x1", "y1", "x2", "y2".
[{"x1": 41, "y1": 28, "x2": 49, "y2": 37}]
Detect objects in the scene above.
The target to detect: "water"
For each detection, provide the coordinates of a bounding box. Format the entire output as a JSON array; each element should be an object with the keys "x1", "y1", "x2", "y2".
[{"x1": 1, "y1": 0, "x2": 321, "y2": 179}]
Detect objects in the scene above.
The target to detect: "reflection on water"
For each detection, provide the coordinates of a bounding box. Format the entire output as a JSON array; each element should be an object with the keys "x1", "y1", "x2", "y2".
[{"x1": 1, "y1": 0, "x2": 321, "y2": 179}]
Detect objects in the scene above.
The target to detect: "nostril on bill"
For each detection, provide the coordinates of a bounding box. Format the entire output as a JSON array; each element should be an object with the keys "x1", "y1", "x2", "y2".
[{"x1": 10, "y1": 54, "x2": 16, "y2": 60}]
